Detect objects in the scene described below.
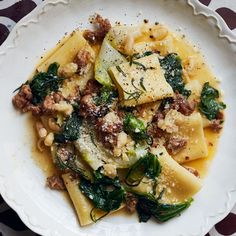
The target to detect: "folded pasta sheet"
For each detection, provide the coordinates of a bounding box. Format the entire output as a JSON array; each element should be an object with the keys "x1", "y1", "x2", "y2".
[
  {"x1": 134, "y1": 146, "x2": 202, "y2": 203},
  {"x1": 109, "y1": 54, "x2": 174, "y2": 106},
  {"x1": 37, "y1": 31, "x2": 95, "y2": 94},
  {"x1": 62, "y1": 173, "x2": 105, "y2": 226},
  {"x1": 172, "y1": 112, "x2": 208, "y2": 163},
  {"x1": 158, "y1": 110, "x2": 208, "y2": 163},
  {"x1": 37, "y1": 31, "x2": 87, "y2": 72},
  {"x1": 62, "y1": 173, "x2": 124, "y2": 226}
]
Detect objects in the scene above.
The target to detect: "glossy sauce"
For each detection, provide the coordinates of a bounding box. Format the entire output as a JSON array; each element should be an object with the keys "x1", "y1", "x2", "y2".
[
  {"x1": 29, "y1": 116, "x2": 57, "y2": 176},
  {"x1": 171, "y1": 33, "x2": 221, "y2": 178},
  {"x1": 30, "y1": 27, "x2": 221, "y2": 184},
  {"x1": 13, "y1": 21, "x2": 226, "y2": 230},
  {"x1": 25, "y1": 26, "x2": 224, "y2": 225}
]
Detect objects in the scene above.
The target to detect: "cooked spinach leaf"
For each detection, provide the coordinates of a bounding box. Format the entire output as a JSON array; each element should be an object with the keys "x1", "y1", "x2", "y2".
[
  {"x1": 160, "y1": 53, "x2": 191, "y2": 97},
  {"x1": 199, "y1": 82, "x2": 226, "y2": 120},
  {"x1": 125, "y1": 152, "x2": 161, "y2": 186},
  {"x1": 54, "y1": 112, "x2": 81, "y2": 143},
  {"x1": 136, "y1": 194, "x2": 193, "y2": 222},
  {"x1": 123, "y1": 113, "x2": 152, "y2": 144},
  {"x1": 79, "y1": 169, "x2": 125, "y2": 222},
  {"x1": 29, "y1": 62, "x2": 65, "y2": 104}
]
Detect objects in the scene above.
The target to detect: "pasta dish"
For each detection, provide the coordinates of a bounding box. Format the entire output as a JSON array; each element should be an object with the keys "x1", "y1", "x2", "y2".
[{"x1": 12, "y1": 14, "x2": 226, "y2": 226}]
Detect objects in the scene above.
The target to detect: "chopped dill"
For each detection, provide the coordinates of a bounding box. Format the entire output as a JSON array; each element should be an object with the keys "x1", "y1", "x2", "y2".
[
  {"x1": 128, "y1": 51, "x2": 154, "y2": 66},
  {"x1": 90, "y1": 131, "x2": 97, "y2": 148},
  {"x1": 116, "y1": 65, "x2": 126, "y2": 77},
  {"x1": 124, "y1": 90, "x2": 143, "y2": 101},
  {"x1": 133, "y1": 61, "x2": 147, "y2": 71},
  {"x1": 124, "y1": 78, "x2": 147, "y2": 102},
  {"x1": 140, "y1": 77, "x2": 146, "y2": 91}
]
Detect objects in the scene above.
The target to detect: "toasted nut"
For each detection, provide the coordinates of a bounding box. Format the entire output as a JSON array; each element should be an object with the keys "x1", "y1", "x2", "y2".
[
  {"x1": 44, "y1": 132, "x2": 54, "y2": 147},
  {"x1": 117, "y1": 131, "x2": 128, "y2": 148},
  {"x1": 35, "y1": 121, "x2": 44, "y2": 131},
  {"x1": 48, "y1": 118, "x2": 61, "y2": 132},
  {"x1": 38, "y1": 128, "x2": 47, "y2": 138},
  {"x1": 103, "y1": 164, "x2": 117, "y2": 179}
]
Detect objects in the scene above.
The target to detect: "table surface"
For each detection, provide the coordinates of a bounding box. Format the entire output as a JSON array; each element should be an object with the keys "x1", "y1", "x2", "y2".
[{"x1": 0, "y1": 0, "x2": 236, "y2": 235}]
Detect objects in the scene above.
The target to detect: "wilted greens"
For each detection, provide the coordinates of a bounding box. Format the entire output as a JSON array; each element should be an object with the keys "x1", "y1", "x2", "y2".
[
  {"x1": 199, "y1": 82, "x2": 226, "y2": 120},
  {"x1": 125, "y1": 153, "x2": 161, "y2": 186},
  {"x1": 54, "y1": 112, "x2": 82, "y2": 143},
  {"x1": 79, "y1": 169, "x2": 125, "y2": 222},
  {"x1": 160, "y1": 53, "x2": 191, "y2": 97},
  {"x1": 136, "y1": 193, "x2": 193, "y2": 222},
  {"x1": 29, "y1": 62, "x2": 65, "y2": 104}
]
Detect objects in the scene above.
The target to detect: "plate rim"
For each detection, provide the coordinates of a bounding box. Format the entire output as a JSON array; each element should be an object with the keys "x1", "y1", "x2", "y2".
[{"x1": 0, "y1": 0, "x2": 236, "y2": 236}]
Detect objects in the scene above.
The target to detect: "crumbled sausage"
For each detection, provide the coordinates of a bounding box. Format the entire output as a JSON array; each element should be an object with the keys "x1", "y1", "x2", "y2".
[
  {"x1": 46, "y1": 175, "x2": 66, "y2": 190},
  {"x1": 96, "y1": 112, "x2": 123, "y2": 149},
  {"x1": 79, "y1": 94, "x2": 98, "y2": 118},
  {"x1": 42, "y1": 95, "x2": 55, "y2": 113},
  {"x1": 74, "y1": 49, "x2": 91, "y2": 75},
  {"x1": 165, "y1": 136, "x2": 188, "y2": 155},
  {"x1": 27, "y1": 105, "x2": 42, "y2": 116},
  {"x1": 126, "y1": 193, "x2": 138, "y2": 213},
  {"x1": 154, "y1": 94, "x2": 195, "y2": 120},
  {"x1": 152, "y1": 111, "x2": 165, "y2": 123},
  {"x1": 83, "y1": 79, "x2": 101, "y2": 96},
  {"x1": 171, "y1": 94, "x2": 195, "y2": 116},
  {"x1": 42, "y1": 92, "x2": 64, "y2": 114},
  {"x1": 148, "y1": 122, "x2": 168, "y2": 139},
  {"x1": 52, "y1": 92, "x2": 64, "y2": 103},
  {"x1": 184, "y1": 166, "x2": 200, "y2": 178},
  {"x1": 83, "y1": 31, "x2": 96, "y2": 44},
  {"x1": 209, "y1": 119, "x2": 223, "y2": 133},
  {"x1": 216, "y1": 111, "x2": 224, "y2": 120},
  {"x1": 12, "y1": 85, "x2": 32, "y2": 111},
  {"x1": 79, "y1": 94, "x2": 108, "y2": 118},
  {"x1": 83, "y1": 14, "x2": 111, "y2": 44},
  {"x1": 12, "y1": 84, "x2": 42, "y2": 115}
]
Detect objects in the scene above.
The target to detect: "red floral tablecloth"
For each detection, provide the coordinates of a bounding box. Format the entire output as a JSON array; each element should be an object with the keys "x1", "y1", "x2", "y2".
[{"x1": 0, "y1": 0, "x2": 235, "y2": 235}]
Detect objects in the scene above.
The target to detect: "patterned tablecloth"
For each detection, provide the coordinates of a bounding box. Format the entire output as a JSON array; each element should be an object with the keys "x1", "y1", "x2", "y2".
[{"x1": 0, "y1": 0, "x2": 235, "y2": 235}]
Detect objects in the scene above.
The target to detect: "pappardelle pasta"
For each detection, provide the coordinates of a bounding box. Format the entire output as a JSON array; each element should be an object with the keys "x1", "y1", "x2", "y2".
[{"x1": 12, "y1": 14, "x2": 226, "y2": 226}]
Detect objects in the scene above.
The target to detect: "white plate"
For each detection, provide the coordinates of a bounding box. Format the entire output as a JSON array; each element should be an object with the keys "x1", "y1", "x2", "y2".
[{"x1": 0, "y1": 0, "x2": 236, "y2": 236}]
